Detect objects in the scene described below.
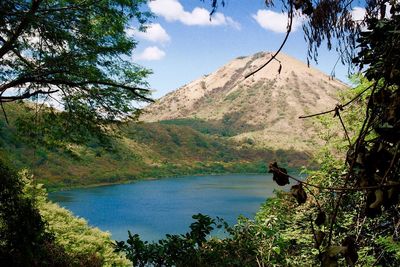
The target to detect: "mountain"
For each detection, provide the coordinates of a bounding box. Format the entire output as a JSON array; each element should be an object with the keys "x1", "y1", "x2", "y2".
[
  {"x1": 141, "y1": 52, "x2": 347, "y2": 151},
  {"x1": 0, "y1": 52, "x2": 345, "y2": 189}
]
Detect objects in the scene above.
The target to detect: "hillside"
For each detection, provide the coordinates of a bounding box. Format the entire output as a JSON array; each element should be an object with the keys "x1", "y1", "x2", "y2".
[
  {"x1": 0, "y1": 102, "x2": 307, "y2": 189},
  {"x1": 142, "y1": 52, "x2": 347, "y2": 151},
  {"x1": 0, "y1": 52, "x2": 345, "y2": 189}
]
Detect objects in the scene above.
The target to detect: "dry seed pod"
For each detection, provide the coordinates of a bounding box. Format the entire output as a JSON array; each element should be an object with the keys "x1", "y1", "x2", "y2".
[{"x1": 290, "y1": 183, "x2": 307, "y2": 204}]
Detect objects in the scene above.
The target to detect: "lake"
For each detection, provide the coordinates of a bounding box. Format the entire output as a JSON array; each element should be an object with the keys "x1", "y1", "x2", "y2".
[{"x1": 49, "y1": 174, "x2": 287, "y2": 241}]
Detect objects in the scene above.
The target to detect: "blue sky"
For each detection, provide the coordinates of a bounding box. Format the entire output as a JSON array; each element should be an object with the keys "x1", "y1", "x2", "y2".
[{"x1": 128, "y1": 0, "x2": 366, "y2": 99}]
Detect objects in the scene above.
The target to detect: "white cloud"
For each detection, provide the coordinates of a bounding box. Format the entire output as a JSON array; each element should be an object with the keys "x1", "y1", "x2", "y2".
[
  {"x1": 351, "y1": 5, "x2": 391, "y2": 23},
  {"x1": 136, "y1": 46, "x2": 166, "y2": 61},
  {"x1": 252, "y1": 10, "x2": 303, "y2": 33},
  {"x1": 148, "y1": 0, "x2": 240, "y2": 29},
  {"x1": 126, "y1": 23, "x2": 170, "y2": 44},
  {"x1": 351, "y1": 7, "x2": 366, "y2": 22}
]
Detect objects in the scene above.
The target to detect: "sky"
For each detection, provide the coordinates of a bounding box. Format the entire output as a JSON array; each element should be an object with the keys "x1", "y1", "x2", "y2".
[{"x1": 128, "y1": 0, "x2": 366, "y2": 99}]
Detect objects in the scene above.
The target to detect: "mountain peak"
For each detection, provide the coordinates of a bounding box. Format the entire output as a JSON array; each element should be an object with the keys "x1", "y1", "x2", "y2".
[{"x1": 141, "y1": 52, "x2": 347, "y2": 151}]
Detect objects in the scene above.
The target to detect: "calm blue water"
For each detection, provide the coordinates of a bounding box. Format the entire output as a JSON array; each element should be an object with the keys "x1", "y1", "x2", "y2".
[{"x1": 49, "y1": 174, "x2": 285, "y2": 241}]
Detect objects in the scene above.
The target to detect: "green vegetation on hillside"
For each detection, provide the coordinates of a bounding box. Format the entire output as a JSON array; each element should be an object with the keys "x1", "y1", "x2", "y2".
[{"x1": 0, "y1": 102, "x2": 308, "y2": 189}]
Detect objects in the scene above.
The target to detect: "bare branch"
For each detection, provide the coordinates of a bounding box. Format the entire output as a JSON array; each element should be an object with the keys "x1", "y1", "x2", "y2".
[
  {"x1": 269, "y1": 165, "x2": 400, "y2": 192},
  {"x1": 0, "y1": 89, "x2": 59, "y2": 102},
  {"x1": 244, "y1": 1, "x2": 293, "y2": 79},
  {"x1": 0, "y1": 76, "x2": 154, "y2": 103},
  {"x1": 299, "y1": 84, "x2": 373, "y2": 119},
  {"x1": 335, "y1": 107, "x2": 352, "y2": 146}
]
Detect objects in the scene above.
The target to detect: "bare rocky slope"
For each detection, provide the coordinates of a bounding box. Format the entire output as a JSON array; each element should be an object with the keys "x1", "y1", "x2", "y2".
[{"x1": 141, "y1": 52, "x2": 348, "y2": 151}]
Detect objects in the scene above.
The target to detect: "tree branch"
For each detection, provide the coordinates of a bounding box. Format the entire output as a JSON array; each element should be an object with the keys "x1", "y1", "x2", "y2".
[
  {"x1": 269, "y1": 165, "x2": 400, "y2": 192},
  {"x1": 0, "y1": 76, "x2": 153, "y2": 103},
  {"x1": 0, "y1": 100, "x2": 9, "y2": 124},
  {"x1": 0, "y1": 36, "x2": 36, "y2": 69},
  {"x1": 299, "y1": 84, "x2": 373, "y2": 119},
  {"x1": 244, "y1": 1, "x2": 294, "y2": 79},
  {"x1": 43, "y1": 79, "x2": 154, "y2": 102},
  {"x1": 0, "y1": 89, "x2": 58, "y2": 102},
  {"x1": 0, "y1": 0, "x2": 43, "y2": 59}
]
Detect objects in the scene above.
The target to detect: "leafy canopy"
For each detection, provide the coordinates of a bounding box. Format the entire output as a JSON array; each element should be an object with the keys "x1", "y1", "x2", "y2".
[{"x1": 0, "y1": 0, "x2": 153, "y2": 125}]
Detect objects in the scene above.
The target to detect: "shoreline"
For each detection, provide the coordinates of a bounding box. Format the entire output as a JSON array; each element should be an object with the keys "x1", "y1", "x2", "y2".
[{"x1": 46, "y1": 171, "x2": 274, "y2": 192}]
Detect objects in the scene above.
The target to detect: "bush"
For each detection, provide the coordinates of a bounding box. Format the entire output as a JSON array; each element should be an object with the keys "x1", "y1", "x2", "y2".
[{"x1": 0, "y1": 156, "x2": 69, "y2": 266}]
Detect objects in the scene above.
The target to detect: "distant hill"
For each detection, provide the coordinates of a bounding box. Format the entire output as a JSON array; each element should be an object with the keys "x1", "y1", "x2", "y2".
[
  {"x1": 0, "y1": 103, "x2": 307, "y2": 189},
  {"x1": 142, "y1": 52, "x2": 347, "y2": 151}
]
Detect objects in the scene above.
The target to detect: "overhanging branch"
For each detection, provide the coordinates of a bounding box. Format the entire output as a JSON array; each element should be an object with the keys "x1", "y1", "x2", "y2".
[
  {"x1": 244, "y1": 1, "x2": 294, "y2": 79},
  {"x1": 0, "y1": 89, "x2": 59, "y2": 102},
  {"x1": 298, "y1": 84, "x2": 373, "y2": 119},
  {"x1": 0, "y1": 76, "x2": 154, "y2": 102}
]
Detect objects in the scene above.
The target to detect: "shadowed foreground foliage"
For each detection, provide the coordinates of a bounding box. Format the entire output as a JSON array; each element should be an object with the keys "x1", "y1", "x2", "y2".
[{"x1": 0, "y1": 157, "x2": 131, "y2": 266}]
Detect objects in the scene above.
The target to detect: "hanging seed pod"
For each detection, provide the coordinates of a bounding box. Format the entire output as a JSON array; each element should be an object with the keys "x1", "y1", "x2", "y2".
[
  {"x1": 315, "y1": 211, "x2": 326, "y2": 226},
  {"x1": 342, "y1": 235, "x2": 358, "y2": 266},
  {"x1": 291, "y1": 183, "x2": 307, "y2": 204},
  {"x1": 268, "y1": 162, "x2": 290, "y2": 186},
  {"x1": 369, "y1": 189, "x2": 384, "y2": 209},
  {"x1": 314, "y1": 230, "x2": 325, "y2": 248},
  {"x1": 365, "y1": 190, "x2": 382, "y2": 218}
]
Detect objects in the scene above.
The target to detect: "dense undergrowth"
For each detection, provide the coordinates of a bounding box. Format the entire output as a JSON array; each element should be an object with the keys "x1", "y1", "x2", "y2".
[{"x1": 0, "y1": 156, "x2": 131, "y2": 266}]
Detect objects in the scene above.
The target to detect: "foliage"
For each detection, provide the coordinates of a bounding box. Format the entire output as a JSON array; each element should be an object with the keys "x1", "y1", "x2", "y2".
[
  {"x1": 20, "y1": 168, "x2": 131, "y2": 266},
  {"x1": 205, "y1": 1, "x2": 400, "y2": 266},
  {"x1": 159, "y1": 117, "x2": 263, "y2": 137},
  {"x1": 14, "y1": 104, "x2": 114, "y2": 148},
  {"x1": 0, "y1": 0, "x2": 153, "y2": 138},
  {"x1": 116, "y1": 212, "x2": 289, "y2": 267},
  {"x1": 0, "y1": 156, "x2": 73, "y2": 266}
]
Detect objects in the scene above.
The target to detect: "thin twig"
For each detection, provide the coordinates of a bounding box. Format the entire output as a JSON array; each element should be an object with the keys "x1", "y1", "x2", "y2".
[
  {"x1": 244, "y1": 1, "x2": 293, "y2": 79},
  {"x1": 299, "y1": 84, "x2": 373, "y2": 119},
  {"x1": 0, "y1": 100, "x2": 9, "y2": 124},
  {"x1": 327, "y1": 81, "x2": 379, "y2": 246},
  {"x1": 355, "y1": 217, "x2": 366, "y2": 242},
  {"x1": 269, "y1": 165, "x2": 400, "y2": 192},
  {"x1": 309, "y1": 215, "x2": 323, "y2": 265},
  {"x1": 335, "y1": 107, "x2": 351, "y2": 146},
  {"x1": 372, "y1": 251, "x2": 385, "y2": 267}
]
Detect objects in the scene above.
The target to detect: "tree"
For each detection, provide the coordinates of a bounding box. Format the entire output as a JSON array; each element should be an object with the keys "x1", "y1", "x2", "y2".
[
  {"x1": 206, "y1": 0, "x2": 399, "y2": 265},
  {"x1": 0, "y1": 156, "x2": 72, "y2": 266},
  {"x1": 0, "y1": 0, "x2": 153, "y2": 128},
  {"x1": 0, "y1": 1, "x2": 155, "y2": 264}
]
